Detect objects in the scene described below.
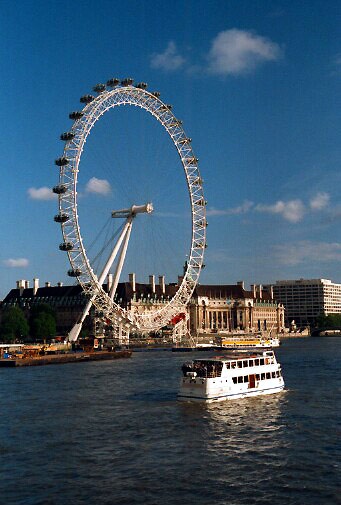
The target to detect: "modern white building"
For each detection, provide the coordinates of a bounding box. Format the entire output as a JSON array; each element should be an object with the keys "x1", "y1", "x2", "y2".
[{"x1": 271, "y1": 278, "x2": 341, "y2": 327}]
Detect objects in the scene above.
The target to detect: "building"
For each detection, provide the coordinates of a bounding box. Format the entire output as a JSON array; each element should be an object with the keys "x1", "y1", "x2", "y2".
[
  {"x1": 271, "y1": 278, "x2": 341, "y2": 327},
  {"x1": 1, "y1": 277, "x2": 285, "y2": 337},
  {"x1": 189, "y1": 281, "x2": 284, "y2": 335}
]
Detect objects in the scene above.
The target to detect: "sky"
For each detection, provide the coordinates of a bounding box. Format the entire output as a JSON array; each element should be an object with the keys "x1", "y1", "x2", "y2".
[{"x1": 0, "y1": 0, "x2": 340, "y2": 298}]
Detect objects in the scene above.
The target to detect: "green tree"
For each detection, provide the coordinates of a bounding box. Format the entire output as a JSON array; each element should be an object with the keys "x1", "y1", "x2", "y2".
[
  {"x1": 0, "y1": 306, "x2": 29, "y2": 343},
  {"x1": 29, "y1": 304, "x2": 56, "y2": 341},
  {"x1": 316, "y1": 313, "x2": 341, "y2": 329}
]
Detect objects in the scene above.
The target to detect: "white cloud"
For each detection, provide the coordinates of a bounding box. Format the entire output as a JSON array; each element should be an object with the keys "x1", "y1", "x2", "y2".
[
  {"x1": 255, "y1": 199, "x2": 305, "y2": 223},
  {"x1": 28, "y1": 187, "x2": 56, "y2": 200},
  {"x1": 273, "y1": 241, "x2": 341, "y2": 266},
  {"x1": 207, "y1": 200, "x2": 253, "y2": 216},
  {"x1": 85, "y1": 177, "x2": 111, "y2": 195},
  {"x1": 151, "y1": 41, "x2": 185, "y2": 71},
  {"x1": 310, "y1": 192, "x2": 330, "y2": 210},
  {"x1": 3, "y1": 258, "x2": 29, "y2": 268},
  {"x1": 208, "y1": 29, "x2": 282, "y2": 75}
]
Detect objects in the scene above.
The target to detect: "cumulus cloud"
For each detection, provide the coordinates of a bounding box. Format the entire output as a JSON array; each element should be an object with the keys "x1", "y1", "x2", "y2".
[
  {"x1": 150, "y1": 41, "x2": 185, "y2": 71},
  {"x1": 273, "y1": 241, "x2": 341, "y2": 266},
  {"x1": 255, "y1": 199, "x2": 305, "y2": 223},
  {"x1": 85, "y1": 177, "x2": 111, "y2": 195},
  {"x1": 207, "y1": 200, "x2": 253, "y2": 216},
  {"x1": 28, "y1": 187, "x2": 56, "y2": 200},
  {"x1": 310, "y1": 192, "x2": 330, "y2": 210},
  {"x1": 3, "y1": 258, "x2": 29, "y2": 268},
  {"x1": 207, "y1": 29, "x2": 282, "y2": 75}
]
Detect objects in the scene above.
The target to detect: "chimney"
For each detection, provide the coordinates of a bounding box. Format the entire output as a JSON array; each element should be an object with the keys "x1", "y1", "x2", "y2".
[
  {"x1": 45, "y1": 282, "x2": 51, "y2": 288},
  {"x1": 237, "y1": 280, "x2": 245, "y2": 290},
  {"x1": 258, "y1": 284, "x2": 263, "y2": 299},
  {"x1": 129, "y1": 273, "x2": 136, "y2": 292},
  {"x1": 25, "y1": 280, "x2": 30, "y2": 289},
  {"x1": 149, "y1": 275, "x2": 155, "y2": 294},
  {"x1": 17, "y1": 279, "x2": 26, "y2": 296},
  {"x1": 159, "y1": 275, "x2": 165, "y2": 295},
  {"x1": 107, "y1": 273, "x2": 113, "y2": 292},
  {"x1": 57, "y1": 282, "x2": 63, "y2": 288},
  {"x1": 250, "y1": 284, "x2": 256, "y2": 298},
  {"x1": 33, "y1": 278, "x2": 39, "y2": 295}
]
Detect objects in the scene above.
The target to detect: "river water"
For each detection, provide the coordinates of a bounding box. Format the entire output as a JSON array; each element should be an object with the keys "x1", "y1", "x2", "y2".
[{"x1": 0, "y1": 338, "x2": 339, "y2": 505}]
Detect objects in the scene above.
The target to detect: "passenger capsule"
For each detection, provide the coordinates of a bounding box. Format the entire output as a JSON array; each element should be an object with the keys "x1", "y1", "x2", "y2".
[
  {"x1": 184, "y1": 157, "x2": 199, "y2": 165},
  {"x1": 67, "y1": 268, "x2": 82, "y2": 277},
  {"x1": 52, "y1": 184, "x2": 67, "y2": 194},
  {"x1": 136, "y1": 82, "x2": 147, "y2": 89},
  {"x1": 54, "y1": 213, "x2": 69, "y2": 223},
  {"x1": 169, "y1": 119, "x2": 182, "y2": 127},
  {"x1": 55, "y1": 157, "x2": 69, "y2": 166},
  {"x1": 179, "y1": 138, "x2": 192, "y2": 145},
  {"x1": 59, "y1": 242, "x2": 73, "y2": 251},
  {"x1": 93, "y1": 83, "x2": 106, "y2": 93},
  {"x1": 106, "y1": 78, "x2": 120, "y2": 87},
  {"x1": 69, "y1": 111, "x2": 84, "y2": 120},
  {"x1": 80, "y1": 94, "x2": 95, "y2": 104},
  {"x1": 152, "y1": 91, "x2": 160, "y2": 98},
  {"x1": 121, "y1": 78, "x2": 133, "y2": 86},
  {"x1": 60, "y1": 132, "x2": 75, "y2": 141}
]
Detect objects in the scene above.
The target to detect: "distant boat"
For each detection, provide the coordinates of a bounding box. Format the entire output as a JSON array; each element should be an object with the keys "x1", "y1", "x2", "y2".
[{"x1": 216, "y1": 334, "x2": 280, "y2": 349}]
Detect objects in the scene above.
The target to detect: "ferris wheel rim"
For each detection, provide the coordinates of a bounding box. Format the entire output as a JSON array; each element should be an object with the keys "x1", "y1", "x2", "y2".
[{"x1": 56, "y1": 82, "x2": 206, "y2": 332}]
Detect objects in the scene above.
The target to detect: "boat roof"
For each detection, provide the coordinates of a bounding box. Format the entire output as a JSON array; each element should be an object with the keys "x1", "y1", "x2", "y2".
[{"x1": 192, "y1": 350, "x2": 274, "y2": 362}]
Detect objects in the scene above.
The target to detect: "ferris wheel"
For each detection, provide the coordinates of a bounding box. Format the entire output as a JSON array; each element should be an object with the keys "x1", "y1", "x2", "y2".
[{"x1": 53, "y1": 78, "x2": 207, "y2": 340}]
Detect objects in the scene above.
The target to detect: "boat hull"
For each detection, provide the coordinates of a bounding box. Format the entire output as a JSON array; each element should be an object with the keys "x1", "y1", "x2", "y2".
[{"x1": 177, "y1": 384, "x2": 285, "y2": 403}]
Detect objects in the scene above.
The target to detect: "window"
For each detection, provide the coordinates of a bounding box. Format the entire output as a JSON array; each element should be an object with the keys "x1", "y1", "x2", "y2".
[
  {"x1": 237, "y1": 361, "x2": 242, "y2": 368},
  {"x1": 249, "y1": 360, "x2": 254, "y2": 367},
  {"x1": 244, "y1": 376, "x2": 248, "y2": 383},
  {"x1": 255, "y1": 359, "x2": 259, "y2": 366},
  {"x1": 226, "y1": 363, "x2": 230, "y2": 369},
  {"x1": 231, "y1": 362, "x2": 236, "y2": 369},
  {"x1": 238, "y1": 376, "x2": 243, "y2": 383},
  {"x1": 261, "y1": 373, "x2": 265, "y2": 380},
  {"x1": 260, "y1": 359, "x2": 264, "y2": 365},
  {"x1": 266, "y1": 372, "x2": 271, "y2": 379},
  {"x1": 232, "y1": 377, "x2": 237, "y2": 384},
  {"x1": 243, "y1": 360, "x2": 248, "y2": 367}
]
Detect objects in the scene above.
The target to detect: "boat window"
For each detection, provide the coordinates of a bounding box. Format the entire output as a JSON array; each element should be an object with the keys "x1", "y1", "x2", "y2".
[
  {"x1": 237, "y1": 361, "x2": 243, "y2": 368},
  {"x1": 255, "y1": 359, "x2": 259, "y2": 366},
  {"x1": 256, "y1": 374, "x2": 260, "y2": 380},
  {"x1": 243, "y1": 360, "x2": 248, "y2": 367},
  {"x1": 266, "y1": 372, "x2": 271, "y2": 379},
  {"x1": 238, "y1": 376, "x2": 243, "y2": 383},
  {"x1": 261, "y1": 373, "x2": 265, "y2": 380},
  {"x1": 244, "y1": 376, "x2": 248, "y2": 383},
  {"x1": 260, "y1": 358, "x2": 265, "y2": 365},
  {"x1": 225, "y1": 363, "x2": 230, "y2": 369},
  {"x1": 272, "y1": 372, "x2": 276, "y2": 378},
  {"x1": 232, "y1": 377, "x2": 237, "y2": 384},
  {"x1": 249, "y1": 359, "x2": 254, "y2": 367},
  {"x1": 231, "y1": 362, "x2": 236, "y2": 369}
]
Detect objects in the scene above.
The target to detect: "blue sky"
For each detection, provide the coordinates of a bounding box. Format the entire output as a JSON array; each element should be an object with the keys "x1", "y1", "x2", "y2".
[{"x1": 0, "y1": 0, "x2": 340, "y2": 298}]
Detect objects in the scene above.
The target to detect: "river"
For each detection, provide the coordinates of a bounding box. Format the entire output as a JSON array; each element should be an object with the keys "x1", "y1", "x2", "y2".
[{"x1": 0, "y1": 337, "x2": 339, "y2": 505}]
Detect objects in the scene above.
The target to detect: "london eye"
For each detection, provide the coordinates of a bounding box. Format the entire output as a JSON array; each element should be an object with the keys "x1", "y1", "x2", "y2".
[{"x1": 53, "y1": 78, "x2": 207, "y2": 340}]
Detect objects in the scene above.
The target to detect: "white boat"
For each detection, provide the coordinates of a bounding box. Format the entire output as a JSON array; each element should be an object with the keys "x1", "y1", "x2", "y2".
[{"x1": 177, "y1": 350, "x2": 285, "y2": 403}]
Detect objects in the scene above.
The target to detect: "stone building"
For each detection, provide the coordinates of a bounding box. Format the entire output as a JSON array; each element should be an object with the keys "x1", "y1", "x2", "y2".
[
  {"x1": 189, "y1": 282, "x2": 284, "y2": 335},
  {"x1": 1, "y1": 277, "x2": 285, "y2": 337}
]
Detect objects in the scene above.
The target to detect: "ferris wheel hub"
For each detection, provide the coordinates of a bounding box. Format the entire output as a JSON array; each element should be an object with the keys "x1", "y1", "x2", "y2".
[{"x1": 111, "y1": 202, "x2": 154, "y2": 218}]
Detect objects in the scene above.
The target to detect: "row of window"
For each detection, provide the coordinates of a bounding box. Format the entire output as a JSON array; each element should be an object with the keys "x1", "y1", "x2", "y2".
[
  {"x1": 227, "y1": 357, "x2": 273, "y2": 369},
  {"x1": 232, "y1": 371, "x2": 281, "y2": 384}
]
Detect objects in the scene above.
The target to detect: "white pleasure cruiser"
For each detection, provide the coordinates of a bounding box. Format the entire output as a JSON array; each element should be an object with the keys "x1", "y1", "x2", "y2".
[{"x1": 178, "y1": 350, "x2": 285, "y2": 403}]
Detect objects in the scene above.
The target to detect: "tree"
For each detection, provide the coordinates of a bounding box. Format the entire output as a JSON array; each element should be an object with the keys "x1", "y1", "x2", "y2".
[
  {"x1": 316, "y1": 313, "x2": 341, "y2": 329},
  {"x1": 0, "y1": 306, "x2": 29, "y2": 343},
  {"x1": 29, "y1": 304, "x2": 56, "y2": 341}
]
